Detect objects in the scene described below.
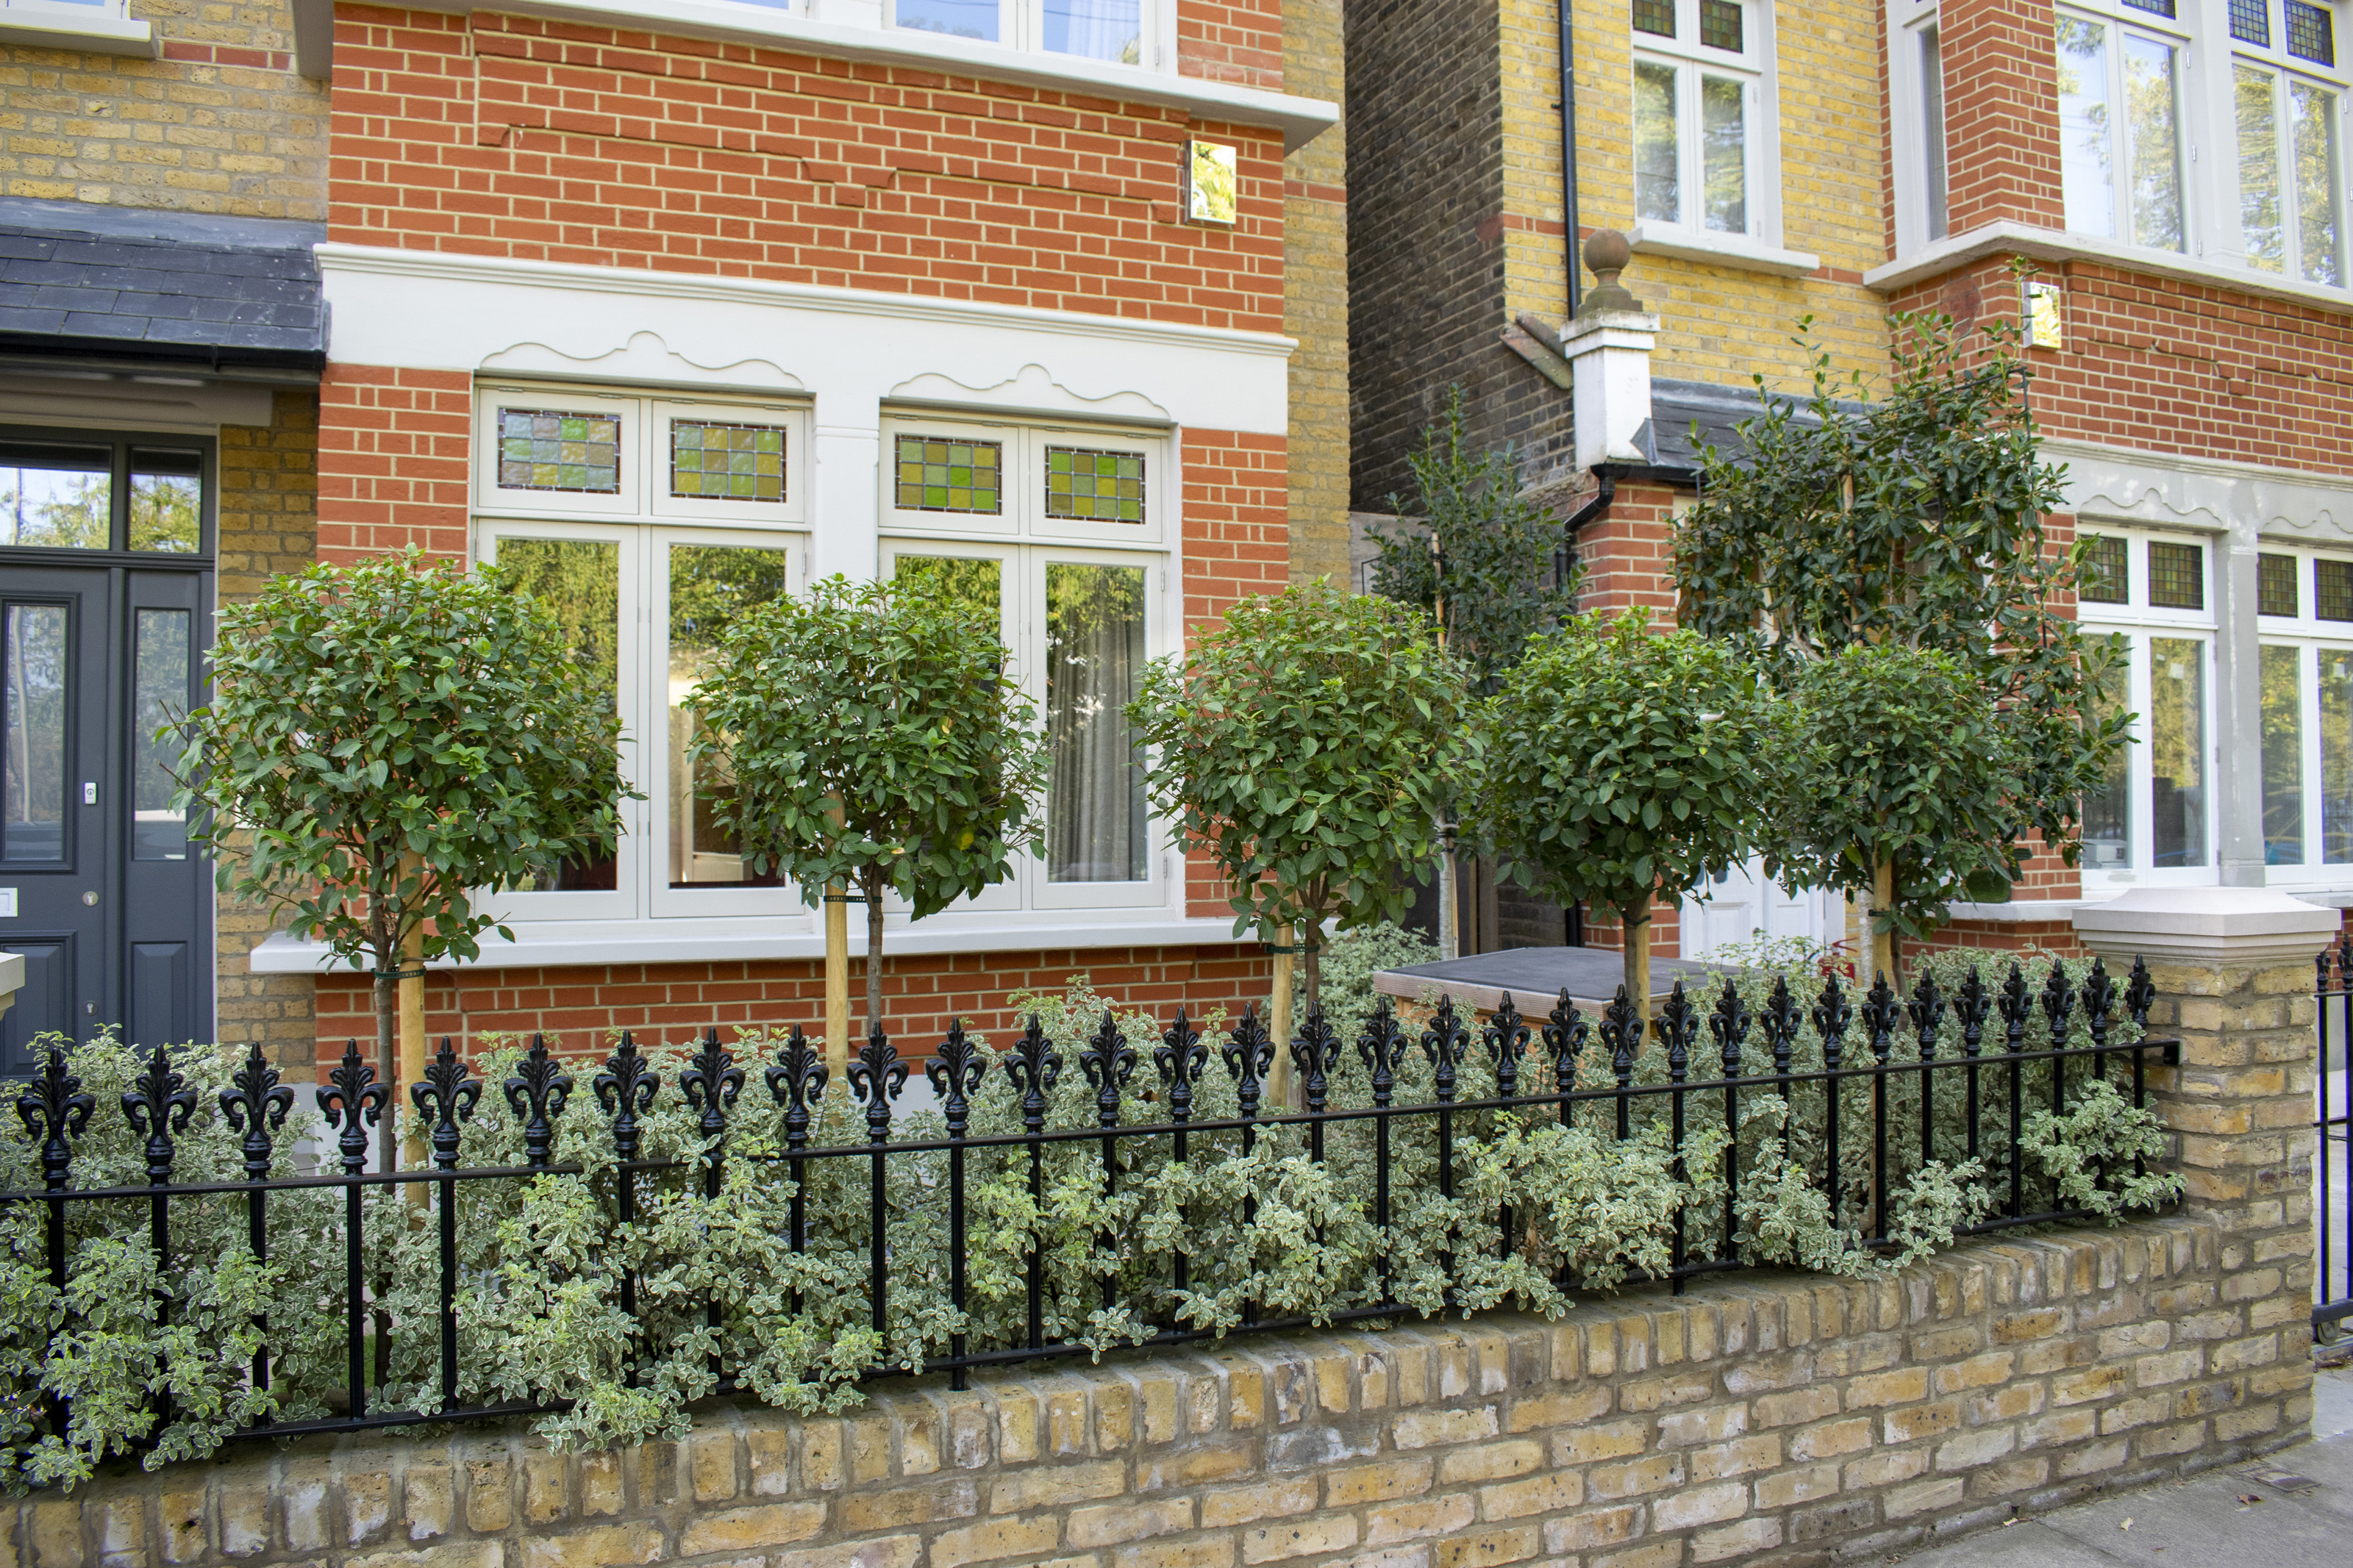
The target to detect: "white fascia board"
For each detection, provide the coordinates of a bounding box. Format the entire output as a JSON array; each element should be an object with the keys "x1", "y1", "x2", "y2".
[
  {"x1": 316, "y1": 243, "x2": 1294, "y2": 435},
  {"x1": 399, "y1": 0, "x2": 1337, "y2": 153},
  {"x1": 249, "y1": 915, "x2": 1258, "y2": 973},
  {"x1": 1866, "y1": 221, "x2": 2353, "y2": 318},
  {"x1": 0, "y1": 10, "x2": 154, "y2": 54}
]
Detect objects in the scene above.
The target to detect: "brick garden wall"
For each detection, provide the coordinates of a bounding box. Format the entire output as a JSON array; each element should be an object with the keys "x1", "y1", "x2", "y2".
[{"x1": 15, "y1": 1215, "x2": 2310, "y2": 1568}]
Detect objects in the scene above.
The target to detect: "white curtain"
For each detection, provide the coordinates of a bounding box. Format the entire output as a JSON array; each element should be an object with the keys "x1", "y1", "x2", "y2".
[{"x1": 1046, "y1": 564, "x2": 1147, "y2": 882}]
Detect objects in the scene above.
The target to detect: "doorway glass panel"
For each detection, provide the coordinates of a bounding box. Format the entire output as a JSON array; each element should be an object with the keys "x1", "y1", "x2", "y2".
[
  {"x1": 2, "y1": 602, "x2": 68, "y2": 862},
  {"x1": 132, "y1": 608, "x2": 189, "y2": 862}
]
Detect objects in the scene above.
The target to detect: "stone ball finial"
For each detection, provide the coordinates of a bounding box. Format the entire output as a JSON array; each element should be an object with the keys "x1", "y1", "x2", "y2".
[{"x1": 1577, "y1": 228, "x2": 1643, "y2": 318}]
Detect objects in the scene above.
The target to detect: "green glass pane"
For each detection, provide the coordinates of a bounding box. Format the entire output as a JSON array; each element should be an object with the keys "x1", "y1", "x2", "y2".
[
  {"x1": 496, "y1": 407, "x2": 621, "y2": 494},
  {"x1": 896, "y1": 433, "x2": 1007, "y2": 515}
]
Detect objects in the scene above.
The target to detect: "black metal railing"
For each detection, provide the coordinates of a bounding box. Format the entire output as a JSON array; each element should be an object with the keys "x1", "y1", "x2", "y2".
[
  {"x1": 2316, "y1": 937, "x2": 2353, "y2": 1333},
  {"x1": 3, "y1": 953, "x2": 2177, "y2": 1449}
]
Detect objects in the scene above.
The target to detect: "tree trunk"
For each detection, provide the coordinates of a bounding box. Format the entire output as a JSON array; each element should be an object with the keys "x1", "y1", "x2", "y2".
[
  {"x1": 1267, "y1": 923, "x2": 1295, "y2": 1111},
  {"x1": 398, "y1": 854, "x2": 426, "y2": 1172},
  {"x1": 824, "y1": 881, "x2": 850, "y2": 1080},
  {"x1": 372, "y1": 967, "x2": 398, "y2": 1173},
  {"x1": 1437, "y1": 819, "x2": 1459, "y2": 960},
  {"x1": 1622, "y1": 903, "x2": 1652, "y2": 1025},
  {"x1": 863, "y1": 868, "x2": 886, "y2": 1045},
  {"x1": 1865, "y1": 856, "x2": 1897, "y2": 989}
]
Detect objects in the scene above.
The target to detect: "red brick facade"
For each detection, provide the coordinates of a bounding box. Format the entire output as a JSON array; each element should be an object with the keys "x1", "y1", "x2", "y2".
[
  {"x1": 329, "y1": 7, "x2": 1287, "y2": 332},
  {"x1": 1938, "y1": 0, "x2": 2065, "y2": 232},
  {"x1": 318, "y1": 364, "x2": 472, "y2": 563}
]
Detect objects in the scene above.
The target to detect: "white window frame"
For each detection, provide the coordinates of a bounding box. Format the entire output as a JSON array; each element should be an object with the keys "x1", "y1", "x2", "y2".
[
  {"x1": 2078, "y1": 528, "x2": 2222, "y2": 889},
  {"x1": 2221, "y1": 0, "x2": 2352, "y2": 286},
  {"x1": 1890, "y1": 0, "x2": 1950, "y2": 257},
  {"x1": 882, "y1": 0, "x2": 1169, "y2": 68},
  {"x1": 472, "y1": 385, "x2": 815, "y2": 928},
  {"x1": 880, "y1": 410, "x2": 1173, "y2": 917},
  {"x1": 2054, "y1": 0, "x2": 2196, "y2": 253},
  {"x1": 1630, "y1": 0, "x2": 1782, "y2": 246},
  {"x1": 2251, "y1": 543, "x2": 2353, "y2": 881}
]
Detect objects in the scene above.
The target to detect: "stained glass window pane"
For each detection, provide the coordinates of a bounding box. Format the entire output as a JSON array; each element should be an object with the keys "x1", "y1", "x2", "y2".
[
  {"x1": 498, "y1": 408, "x2": 621, "y2": 494},
  {"x1": 671, "y1": 420, "x2": 786, "y2": 504},
  {"x1": 1700, "y1": 0, "x2": 1742, "y2": 50},
  {"x1": 2318, "y1": 557, "x2": 2353, "y2": 620},
  {"x1": 895, "y1": 434, "x2": 1003, "y2": 515},
  {"x1": 2233, "y1": 0, "x2": 2271, "y2": 45},
  {"x1": 2124, "y1": 0, "x2": 2176, "y2": 17},
  {"x1": 1633, "y1": 0, "x2": 1674, "y2": 36},
  {"x1": 2079, "y1": 534, "x2": 2129, "y2": 604},
  {"x1": 1044, "y1": 447, "x2": 1146, "y2": 523},
  {"x1": 2260, "y1": 552, "x2": 2300, "y2": 615},
  {"x1": 2149, "y1": 539, "x2": 2204, "y2": 609},
  {"x1": 2288, "y1": 0, "x2": 2335, "y2": 62}
]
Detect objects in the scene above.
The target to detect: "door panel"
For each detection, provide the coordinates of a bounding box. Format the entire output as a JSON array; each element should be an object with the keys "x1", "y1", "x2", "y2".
[{"x1": 0, "y1": 562, "x2": 210, "y2": 1066}]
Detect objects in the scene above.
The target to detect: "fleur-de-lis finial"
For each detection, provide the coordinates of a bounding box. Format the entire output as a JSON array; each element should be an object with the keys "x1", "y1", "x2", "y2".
[
  {"x1": 1421, "y1": 995, "x2": 1470, "y2": 1101},
  {"x1": 1079, "y1": 1009, "x2": 1138, "y2": 1129},
  {"x1": 1862, "y1": 974, "x2": 1902, "y2": 1065},
  {"x1": 1357, "y1": 996, "x2": 1411, "y2": 1108},
  {"x1": 1710, "y1": 981, "x2": 1751, "y2": 1079},
  {"x1": 1291, "y1": 1003, "x2": 1341, "y2": 1115},
  {"x1": 1007, "y1": 1015, "x2": 1063, "y2": 1134},
  {"x1": 1954, "y1": 965, "x2": 1990, "y2": 1058},
  {"x1": 1813, "y1": 975, "x2": 1851, "y2": 1070},
  {"x1": 926, "y1": 1020, "x2": 986, "y2": 1139},
  {"x1": 1602, "y1": 984, "x2": 1641, "y2": 1084},
  {"x1": 596, "y1": 1031, "x2": 663, "y2": 1164},
  {"x1": 123, "y1": 1043, "x2": 199, "y2": 1186},
  {"x1": 1998, "y1": 961, "x2": 2032, "y2": 1050},
  {"x1": 1543, "y1": 989, "x2": 1588, "y2": 1090},
  {"x1": 1485, "y1": 993, "x2": 1529, "y2": 1098},
  {"x1": 680, "y1": 1026, "x2": 744, "y2": 1148},
  {"x1": 220, "y1": 1042, "x2": 296, "y2": 1181},
  {"x1": 2040, "y1": 961, "x2": 2077, "y2": 1039},
  {"x1": 847, "y1": 1026, "x2": 909, "y2": 1143},
  {"x1": 504, "y1": 1034, "x2": 575, "y2": 1168},
  {"x1": 1224, "y1": 1003, "x2": 1276, "y2": 1118},
  {"x1": 1652, "y1": 981, "x2": 1701, "y2": 1067},
  {"x1": 17, "y1": 1046, "x2": 93, "y2": 1192},
  {"x1": 1154, "y1": 1008, "x2": 1207, "y2": 1121},
  {"x1": 2124, "y1": 955, "x2": 2157, "y2": 1029},
  {"x1": 1907, "y1": 970, "x2": 1945, "y2": 1058},
  {"x1": 412, "y1": 1038, "x2": 482, "y2": 1172},
  {"x1": 318, "y1": 1041, "x2": 391, "y2": 1175},
  {"x1": 764, "y1": 1026, "x2": 827, "y2": 1149},
  {"x1": 2082, "y1": 956, "x2": 2116, "y2": 1051},
  {"x1": 1758, "y1": 974, "x2": 1799, "y2": 1077}
]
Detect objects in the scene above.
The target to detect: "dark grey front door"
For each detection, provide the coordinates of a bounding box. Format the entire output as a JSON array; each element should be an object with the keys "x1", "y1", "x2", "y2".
[{"x1": 1, "y1": 562, "x2": 210, "y2": 1065}]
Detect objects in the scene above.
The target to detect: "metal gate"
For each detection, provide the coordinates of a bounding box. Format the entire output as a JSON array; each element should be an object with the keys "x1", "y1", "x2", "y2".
[{"x1": 2318, "y1": 941, "x2": 2352, "y2": 1336}]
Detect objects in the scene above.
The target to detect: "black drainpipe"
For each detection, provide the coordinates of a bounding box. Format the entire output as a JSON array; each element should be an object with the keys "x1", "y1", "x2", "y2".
[{"x1": 1560, "y1": 0, "x2": 1582, "y2": 316}]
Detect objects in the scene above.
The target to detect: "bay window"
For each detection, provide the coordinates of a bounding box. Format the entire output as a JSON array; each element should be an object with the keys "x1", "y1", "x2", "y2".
[
  {"x1": 2231, "y1": 0, "x2": 2347, "y2": 284},
  {"x1": 2254, "y1": 545, "x2": 2353, "y2": 878},
  {"x1": 2056, "y1": 2, "x2": 2189, "y2": 251},
  {"x1": 890, "y1": 0, "x2": 1149, "y2": 63},
  {"x1": 2077, "y1": 529, "x2": 2217, "y2": 884},
  {"x1": 1631, "y1": 0, "x2": 1767, "y2": 238}
]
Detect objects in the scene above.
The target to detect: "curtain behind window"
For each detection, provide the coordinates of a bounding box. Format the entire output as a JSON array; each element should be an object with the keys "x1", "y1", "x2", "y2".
[{"x1": 1046, "y1": 563, "x2": 1147, "y2": 881}]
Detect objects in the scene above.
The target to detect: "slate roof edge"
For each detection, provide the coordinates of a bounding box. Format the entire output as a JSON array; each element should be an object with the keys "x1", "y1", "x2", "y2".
[{"x1": 0, "y1": 333, "x2": 325, "y2": 376}]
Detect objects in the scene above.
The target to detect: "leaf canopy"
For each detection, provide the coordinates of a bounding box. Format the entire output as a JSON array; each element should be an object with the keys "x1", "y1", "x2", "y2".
[
  {"x1": 179, "y1": 548, "x2": 632, "y2": 968},
  {"x1": 1126, "y1": 584, "x2": 1478, "y2": 940}
]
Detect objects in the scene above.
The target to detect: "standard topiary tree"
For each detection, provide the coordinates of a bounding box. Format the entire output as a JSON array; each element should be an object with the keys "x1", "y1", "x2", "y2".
[
  {"x1": 687, "y1": 575, "x2": 1049, "y2": 1049},
  {"x1": 179, "y1": 548, "x2": 631, "y2": 1167},
  {"x1": 1467, "y1": 609, "x2": 1778, "y2": 1014},
  {"x1": 1126, "y1": 582, "x2": 1478, "y2": 1012},
  {"x1": 1675, "y1": 306, "x2": 2126, "y2": 981}
]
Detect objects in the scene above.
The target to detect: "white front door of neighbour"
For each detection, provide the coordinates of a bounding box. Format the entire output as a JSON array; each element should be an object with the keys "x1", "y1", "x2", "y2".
[{"x1": 1679, "y1": 857, "x2": 1832, "y2": 961}]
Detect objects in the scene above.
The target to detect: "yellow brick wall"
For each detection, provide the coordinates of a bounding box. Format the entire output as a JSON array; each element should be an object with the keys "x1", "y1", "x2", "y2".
[
  {"x1": 1284, "y1": 0, "x2": 1350, "y2": 587},
  {"x1": 212, "y1": 388, "x2": 318, "y2": 1061},
  {"x1": 1504, "y1": 0, "x2": 1890, "y2": 395},
  {"x1": 0, "y1": 0, "x2": 327, "y2": 218}
]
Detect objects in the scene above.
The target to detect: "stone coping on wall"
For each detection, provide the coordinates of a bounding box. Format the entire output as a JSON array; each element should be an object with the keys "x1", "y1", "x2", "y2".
[{"x1": 10, "y1": 1214, "x2": 2309, "y2": 1568}]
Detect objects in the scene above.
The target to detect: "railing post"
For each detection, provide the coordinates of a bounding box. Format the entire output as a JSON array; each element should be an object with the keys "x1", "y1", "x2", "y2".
[{"x1": 2073, "y1": 887, "x2": 2338, "y2": 1450}]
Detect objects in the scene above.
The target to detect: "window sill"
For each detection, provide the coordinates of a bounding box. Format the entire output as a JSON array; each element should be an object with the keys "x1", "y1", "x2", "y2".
[
  {"x1": 1627, "y1": 222, "x2": 1821, "y2": 279},
  {"x1": 0, "y1": 9, "x2": 154, "y2": 55},
  {"x1": 1867, "y1": 221, "x2": 2353, "y2": 318},
  {"x1": 386, "y1": 0, "x2": 1335, "y2": 151},
  {"x1": 247, "y1": 912, "x2": 1258, "y2": 974}
]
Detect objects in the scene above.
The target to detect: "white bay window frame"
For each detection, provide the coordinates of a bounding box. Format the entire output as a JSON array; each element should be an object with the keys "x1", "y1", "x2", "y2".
[
  {"x1": 883, "y1": 0, "x2": 1168, "y2": 68},
  {"x1": 2252, "y1": 543, "x2": 2353, "y2": 880},
  {"x1": 1630, "y1": 0, "x2": 1782, "y2": 248},
  {"x1": 2054, "y1": 0, "x2": 2194, "y2": 253}
]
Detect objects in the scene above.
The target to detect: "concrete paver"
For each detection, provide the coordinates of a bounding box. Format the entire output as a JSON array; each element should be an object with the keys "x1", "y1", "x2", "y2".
[{"x1": 1887, "y1": 1364, "x2": 2353, "y2": 1567}]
